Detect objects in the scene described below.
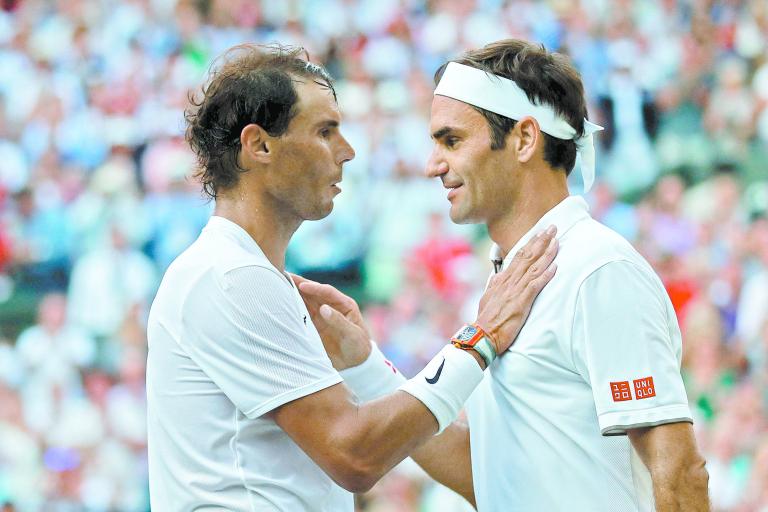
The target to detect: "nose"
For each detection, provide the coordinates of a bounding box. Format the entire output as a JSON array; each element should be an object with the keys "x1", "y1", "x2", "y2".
[
  {"x1": 336, "y1": 135, "x2": 356, "y2": 165},
  {"x1": 425, "y1": 146, "x2": 448, "y2": 178}
]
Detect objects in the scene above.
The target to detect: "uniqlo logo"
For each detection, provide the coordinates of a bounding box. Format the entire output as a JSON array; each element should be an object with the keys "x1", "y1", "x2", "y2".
[
  {"x1": 634, "y1": 377, "x2": 656, "y2": 399},
  {"x1": 610, "y1": 381, "x2": 632, "y2": 402}
]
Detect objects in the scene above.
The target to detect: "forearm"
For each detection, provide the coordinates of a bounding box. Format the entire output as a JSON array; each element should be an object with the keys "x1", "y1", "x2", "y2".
[
  {"x1": 332, "y1": 345, "x2": 484, "y2": 492},
  {"x1": 628, "y1": 423, "x2": 711, "y2": 512},
  {"x1": 410, "y1": 420, "x2": 475, "y2": 506},
  {"x1": 331, "y1": 391, "x2": 439, "y2": 491},
  {"x1": 651, "y1": 461, "x2": 710, "y2": 512}
]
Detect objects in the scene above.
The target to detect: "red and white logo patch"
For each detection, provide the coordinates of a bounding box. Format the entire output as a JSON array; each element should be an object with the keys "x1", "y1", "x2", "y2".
[
  {"x1": 633, "y1": 376, "x2": 656, "y2": 399},
  {"x1": 610, "y1": 381, "x2": 632, "y2": 402}
]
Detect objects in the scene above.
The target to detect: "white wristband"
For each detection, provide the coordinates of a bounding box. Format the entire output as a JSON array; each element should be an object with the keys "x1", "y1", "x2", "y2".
[
  {"x1": 398, "y1": 345, "x2": 485, "y2": 434},
  {"x1": 339, "y1": 340, "x2": 406, "y2": 403}
]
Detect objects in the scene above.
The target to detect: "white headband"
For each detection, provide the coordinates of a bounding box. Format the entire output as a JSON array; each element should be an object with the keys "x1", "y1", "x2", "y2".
[{"x1": 434, "y1": 62, "x2": 603, "y2": 193}]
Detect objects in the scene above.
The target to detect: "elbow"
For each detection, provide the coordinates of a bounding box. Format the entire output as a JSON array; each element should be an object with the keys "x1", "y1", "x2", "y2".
[
  {"x1": 674, "y1": 453, "x2": 709, "y2": 489},
  {"x1": 687, "y1": 455, "x2": 709, "y2": 490},
  {"x1": 322, "y1": 411, "x2": 390, "y2": 493},
  {"x1": 331, "y1": 454, "x2": 382, "y2": 493},
  {"x1": 652, "y1": 453, "x2": 710, "y2": 496},
  {"x1": 337, "y1": 472, "x2": 378, "y2": 494}
]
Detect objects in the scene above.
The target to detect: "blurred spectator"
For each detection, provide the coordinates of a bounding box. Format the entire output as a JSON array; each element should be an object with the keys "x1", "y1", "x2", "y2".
[
  {"x1": 67, "y1": 223, "x2": 156, "y2": 340},
  {"x1": 15, "y1": 293, "x2": 96, "y2": 380},
  {"x1": 597, "y1": 38, "x2": 661, "y2": 197},
  {"x1": 589, "y1": 181, "x2": 638, "y2": 241},
  {"x1": 6, "y1": 188, "x2": 72, "y2": 291}
]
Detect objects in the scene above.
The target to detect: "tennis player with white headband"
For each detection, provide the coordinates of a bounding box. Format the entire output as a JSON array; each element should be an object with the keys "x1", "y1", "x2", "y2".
[
  {"x1": 434, "y1": 61, "x2": 604, "y2": 193},
  {"x1": 298, "y1": 39, "x2": 709, "y2": 511}
]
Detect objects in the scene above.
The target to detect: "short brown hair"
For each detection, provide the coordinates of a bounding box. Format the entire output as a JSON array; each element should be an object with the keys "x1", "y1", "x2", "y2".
[
  {"x1": 185, "y1": 44, "x2": 336, "y2": 199},
  {"x1": 435, "y1": 39, "x2": 588, "y2": 174}
]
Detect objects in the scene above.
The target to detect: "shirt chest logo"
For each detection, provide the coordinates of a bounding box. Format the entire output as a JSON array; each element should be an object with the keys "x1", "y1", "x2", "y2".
[{"x1": 610, "y1": 376, "x2": 656, "y2": 402}]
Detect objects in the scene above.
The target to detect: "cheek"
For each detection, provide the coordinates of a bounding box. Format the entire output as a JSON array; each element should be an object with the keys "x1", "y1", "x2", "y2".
[{"x1": 283, "y1": 140, "x2": 323, "y2": 177}]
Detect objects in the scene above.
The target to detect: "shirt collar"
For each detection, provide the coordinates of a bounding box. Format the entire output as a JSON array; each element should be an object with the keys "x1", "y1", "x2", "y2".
[
  {"x1": 490, "y1": 195, "x2": 591, "y2": 272},
  {"x1": 204, "y1": 215, "x2": 266, "y2": 257},
  {"x1": 203, "y1": 216, "x2": 297, "y2": 287}
]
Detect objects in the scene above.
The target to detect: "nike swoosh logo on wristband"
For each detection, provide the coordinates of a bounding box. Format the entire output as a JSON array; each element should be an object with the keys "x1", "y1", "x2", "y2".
[{"x1": 425, "y1": 358, "x2": 446, "y2": 384}]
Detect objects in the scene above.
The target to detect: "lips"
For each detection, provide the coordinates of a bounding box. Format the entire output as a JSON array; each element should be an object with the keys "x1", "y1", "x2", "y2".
[{"x1": 445, "y1": 183, "x2": 463, "y2": 200}]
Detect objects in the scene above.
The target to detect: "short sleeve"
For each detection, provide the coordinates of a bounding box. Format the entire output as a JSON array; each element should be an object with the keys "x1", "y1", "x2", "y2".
[
  {"x1": 572, "y1": 260, "x2": 692, "y2": 436},
  {"x1": 180, "y1": 265, "x2": 341, "y2": 418}
]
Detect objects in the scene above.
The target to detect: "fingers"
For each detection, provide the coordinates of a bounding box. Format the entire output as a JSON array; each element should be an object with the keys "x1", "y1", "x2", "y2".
[
  {"x1": 522, "y1": 235, "x2": 558, "y2": 281},
  {"x1": 298, "y1": 280, "x2": 339, "y2": 301},
  {"x1": 522, "y1": 259, "x2": 558, "y2": 301},
  {"x1": 317, "y1": 304, "x2": 355, "y2": 333},
  {"x1": 475, "y1": 225, "x2": 559, "y2": 354},
  {"x1": 299, "y1": 281, "x2": 358, "y2": 314},
  {"x1": 288, "y1": 272, "x2": 311, "y2": 287},
  {"x1": 313, "y1": 304, "x2": 373, "y2": 369},
  {"x1": 298, "y1": 281, "x2": 341, "y2": 305},
  {"x1": 495, "y1": 225, "x2": 557, "y2": 284},
  {"x1": 516, "y1": 225, "x2": 557, "y2": 264}
]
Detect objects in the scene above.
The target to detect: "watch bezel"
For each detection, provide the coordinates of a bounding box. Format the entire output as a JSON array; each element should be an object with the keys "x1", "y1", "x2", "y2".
[{"x1": 451, "y1": 324, "x2": 485, "y2": 347}]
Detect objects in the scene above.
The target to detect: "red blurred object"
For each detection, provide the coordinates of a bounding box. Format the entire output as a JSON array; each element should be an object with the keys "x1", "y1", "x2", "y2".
[
  {"x1": 408, "y1": 214, "x2": 473, "y2": 300},
  {"x1": 0, "y1": 224, "x2": 11, "y2": 272},
  {"x1": 664, "y1": 276, "x2": 699, "y2": 325},
  {"x1": 1, "y1": 0, "x2": 19, "y2": 12}
]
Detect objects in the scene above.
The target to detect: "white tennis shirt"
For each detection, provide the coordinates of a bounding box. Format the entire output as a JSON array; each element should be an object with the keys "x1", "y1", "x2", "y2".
[
  {"x1": 467, "y1": 196, "x2": 692, "y2": 511},
  {"x1": 146, "y1": 216, "x2": 352, "y2": 511}
]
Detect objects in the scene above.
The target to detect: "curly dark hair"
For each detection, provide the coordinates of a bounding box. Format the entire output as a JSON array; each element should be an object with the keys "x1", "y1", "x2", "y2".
[
  {"x1": 185, "y1": 43, "x2": 336, "y2": 199},
  {"x1": 435, "y1": 39, "x2": 588, "y2": 175}
]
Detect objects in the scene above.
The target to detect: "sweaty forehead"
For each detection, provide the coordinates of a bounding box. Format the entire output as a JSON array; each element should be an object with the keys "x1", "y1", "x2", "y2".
[
  {"x1": 293, "y1": 80, "x2": 340, "y2": 124},
  {"x1": 429, "y1": 95, "x2": 486, "y2": 132}
]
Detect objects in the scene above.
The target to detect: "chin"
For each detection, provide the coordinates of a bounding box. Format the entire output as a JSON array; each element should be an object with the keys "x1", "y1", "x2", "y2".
[
  {"x1": 305, "y1": 201, "x2": 335, "y2": 221},
  {"x1": 448, "y1": 204, "x2": 478, "y2": 225}
]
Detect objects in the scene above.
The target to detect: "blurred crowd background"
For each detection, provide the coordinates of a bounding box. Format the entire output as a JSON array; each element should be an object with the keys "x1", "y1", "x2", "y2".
[{"x1": 0, "y1": 0, "x2": 766, "y2": 510}]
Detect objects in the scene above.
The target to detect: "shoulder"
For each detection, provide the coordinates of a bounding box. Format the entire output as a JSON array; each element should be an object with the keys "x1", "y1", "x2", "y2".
[
  {"x1": 168, "y1": 226, "x2": 277, "y2": 285},
  {"x1": 155, "y1": 229, "x2": 288, "y2": 322},
  {"x1": 561, "y1": 217, "x2": 654, "y2": 282},
  {"x1": 552, "y1": 217, "x2": 668, "y2": 313},
  {"x1": 565, "y1": 224, "x2": 669, "y2": 316}
]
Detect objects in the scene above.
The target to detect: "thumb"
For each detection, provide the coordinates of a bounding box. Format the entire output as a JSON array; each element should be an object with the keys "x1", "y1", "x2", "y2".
[
  {"x1": 319, "y1": 304, "x2": 335, "y2": 320},
  {"x1": 318, "y1": 304, "x2": 354, "y2": 332}
]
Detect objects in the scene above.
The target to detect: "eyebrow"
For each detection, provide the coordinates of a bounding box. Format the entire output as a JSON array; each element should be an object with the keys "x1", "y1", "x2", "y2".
[
  {"x1": 431, "y1": 126, "x2": 455, "y2": 140},
  {"x1": 315, "y1": 119, "x2": 340, "y2": 129}
]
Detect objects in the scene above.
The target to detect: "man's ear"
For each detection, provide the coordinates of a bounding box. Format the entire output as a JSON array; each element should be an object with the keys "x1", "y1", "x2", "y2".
[
  {"x1": 513, "y1": 116, "x2": 541, "y2": 164},
  {"x1": 240, "y1": 123, "x2": 271, "y2": 165}
]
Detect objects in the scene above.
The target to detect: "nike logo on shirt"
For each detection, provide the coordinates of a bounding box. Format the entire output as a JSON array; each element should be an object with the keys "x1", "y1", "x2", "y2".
[{"x1": 425, "y1": 358, "x2": 446, "y2": 384}]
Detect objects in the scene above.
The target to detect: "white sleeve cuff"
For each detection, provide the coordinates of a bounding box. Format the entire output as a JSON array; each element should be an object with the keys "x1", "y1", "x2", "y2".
[
  {"x1": 339, "y1": 340, "x2": 406, "y2": 403},
  {"x1": 399, "y1": 345, "x2": 485, "y2": 434},
  {"x1": 598, "y1": 403, "x2": 693, "y2": 436}
]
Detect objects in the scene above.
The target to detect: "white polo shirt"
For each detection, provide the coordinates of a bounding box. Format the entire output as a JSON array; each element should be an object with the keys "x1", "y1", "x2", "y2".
[
  {"x1": 146, "y1": 216, "x2": 352, "y2": 512},
  {"x1": 467, "y1": 196, "x2": 692, "y2": 512}
]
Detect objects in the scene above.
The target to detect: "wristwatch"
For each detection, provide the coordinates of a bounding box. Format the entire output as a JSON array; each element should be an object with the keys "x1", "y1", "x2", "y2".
[{"x1": 450, "y1": 324, "x2": 497, "y2": 367}]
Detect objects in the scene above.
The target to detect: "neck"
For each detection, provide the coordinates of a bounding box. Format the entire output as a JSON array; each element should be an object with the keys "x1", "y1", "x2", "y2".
[
  {"x1": 213, "y1": 188, "x2": 301, "y2": 272},
  {"x1": 487, "y1": 167, "x2": 569, "y2": 258}
]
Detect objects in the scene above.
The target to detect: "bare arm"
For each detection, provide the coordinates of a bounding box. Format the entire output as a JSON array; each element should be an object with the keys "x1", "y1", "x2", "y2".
[
  {"x1": 627, "y1": 422, "x2": 710, "y2": 511},
  {"x1": 273, "y1": 351, "x2": 476, "y2": 499},
  {"x1": 410, "y1": 420, "x2": 475, "y2": 506},
  {"x1": 273, "y1": 381, "x2": 438, "y2": 493}
]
